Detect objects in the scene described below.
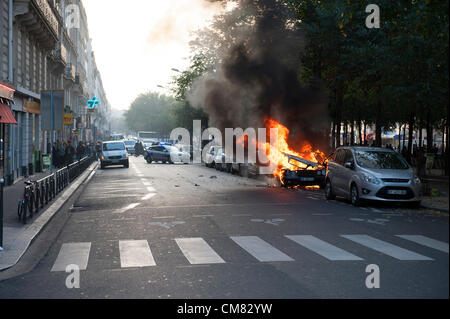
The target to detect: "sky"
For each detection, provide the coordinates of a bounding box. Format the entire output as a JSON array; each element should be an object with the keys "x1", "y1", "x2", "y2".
[{"x1": 83, "y1": 0, "x2": 224, "y2": 111}]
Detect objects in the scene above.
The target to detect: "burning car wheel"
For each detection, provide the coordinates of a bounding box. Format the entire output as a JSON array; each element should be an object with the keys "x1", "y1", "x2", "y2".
[{"x1": 325, "y1": 179, "x2": 335, "y2": 200}]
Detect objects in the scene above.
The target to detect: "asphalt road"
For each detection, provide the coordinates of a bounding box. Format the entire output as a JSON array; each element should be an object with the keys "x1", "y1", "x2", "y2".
[{"x1": 0, "y1": 156, "x2": 448, "y2": 298}]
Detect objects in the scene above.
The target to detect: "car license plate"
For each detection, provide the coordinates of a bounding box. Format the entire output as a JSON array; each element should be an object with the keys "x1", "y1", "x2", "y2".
[
  {"x1": 387, "y1": 189, "x2": 407, "y2": 195},
  {"x1": 300, "y1": 177, "x2": 315, "y2": 182}
]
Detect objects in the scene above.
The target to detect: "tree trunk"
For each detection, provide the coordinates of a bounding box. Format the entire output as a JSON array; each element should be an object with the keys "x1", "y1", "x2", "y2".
[
  {"x1": 358, "y1": 120, "x2": 362, "y2": 145},
  {"x1": 426, "y1": 110, "x2": 433, "y2": 152},
  {"x1": 418, "y1": 123, "x2": 422, "y2": 149},
  {"x1": 335, "y1": 85, "x2": 343, "y2": 148},
  {"x1": 403, "y1": 124, "x2": 406, "y2": 150},
  {"x1": 375, "y1": 99, "x2": 382, "y2": 147},
  {"x1": 331, "y1": 121, "x2": 336, "y2": 150},
  {"x1": 363, "y1": 122, "x2": 367, "y2": 145},
  {"x1": 407, "y1": 112, "x2": 415, "y2": 163},
  {"x1": 350, "y1": 120, "x2": 355, "y2": 145}
]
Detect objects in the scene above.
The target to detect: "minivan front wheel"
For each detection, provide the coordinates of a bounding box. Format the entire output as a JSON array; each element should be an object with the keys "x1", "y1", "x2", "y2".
[
  {"x1": 351, "y1": 184, "x2": 361, "y2": 207},
  {"x1": 325, "y1": 179, "x2": 335, "y2": 200}
]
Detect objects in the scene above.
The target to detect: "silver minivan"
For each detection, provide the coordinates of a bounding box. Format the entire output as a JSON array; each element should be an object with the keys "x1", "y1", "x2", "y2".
[
  {"x1": 100, "y1": 141, "x2": 129, "y2": 169},
  {"x1": 325, "y1": 147, "x2": 422, "y2": 206}
]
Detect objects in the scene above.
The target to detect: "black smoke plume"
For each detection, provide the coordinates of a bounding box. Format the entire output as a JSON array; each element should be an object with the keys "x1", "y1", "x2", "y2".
[{"x1": 189, "y1": 0, "x2": 330, "y2": 151}]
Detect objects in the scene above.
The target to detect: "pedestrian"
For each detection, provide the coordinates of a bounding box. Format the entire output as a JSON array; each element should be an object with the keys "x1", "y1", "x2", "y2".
[
  {"x1": 76, "y1": 141, "x2": 85, "y2": 160},
  {"x1": 65, "y1": 141, "x2": 75, "y2": 165},
  {"x1": 95, "y1": 141, "x2": 102, "y2": 159}
]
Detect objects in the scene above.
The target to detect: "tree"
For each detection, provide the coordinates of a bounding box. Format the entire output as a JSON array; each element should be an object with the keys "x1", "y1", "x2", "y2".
[{"x1": 124, "y1": 92, "x2": 176, "y2": 135}]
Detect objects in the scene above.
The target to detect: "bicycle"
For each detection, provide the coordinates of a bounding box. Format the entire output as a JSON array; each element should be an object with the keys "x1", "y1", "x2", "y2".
[{"x1": 17, "y1": 180, "x2": 36, "y2": 224}]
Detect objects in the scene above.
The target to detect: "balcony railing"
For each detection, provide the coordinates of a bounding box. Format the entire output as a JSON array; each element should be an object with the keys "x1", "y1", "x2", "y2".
[{"x1": 33, "y1": 0, "x2": 59, "y2": 37}]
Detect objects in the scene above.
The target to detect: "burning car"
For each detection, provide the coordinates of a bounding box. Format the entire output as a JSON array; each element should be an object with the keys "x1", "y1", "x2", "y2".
[{"x1": 279, "y1": 153, "x2": 327, "y2": 188}]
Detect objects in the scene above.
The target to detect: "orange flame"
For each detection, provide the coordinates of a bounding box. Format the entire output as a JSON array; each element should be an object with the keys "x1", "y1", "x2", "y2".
[{"x1": 262, "y1": 118, "x2": 325, "y2": 179}]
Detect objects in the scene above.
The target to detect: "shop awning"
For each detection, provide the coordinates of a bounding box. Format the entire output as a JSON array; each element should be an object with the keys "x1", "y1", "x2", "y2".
[{"x1": 0, "y1": 102, "x2": 18, "y2": 124}]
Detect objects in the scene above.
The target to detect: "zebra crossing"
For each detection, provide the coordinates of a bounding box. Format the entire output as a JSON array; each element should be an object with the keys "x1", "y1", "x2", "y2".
[{"x1": 50, "y1": 234, "x2": 448, "y2": 272}]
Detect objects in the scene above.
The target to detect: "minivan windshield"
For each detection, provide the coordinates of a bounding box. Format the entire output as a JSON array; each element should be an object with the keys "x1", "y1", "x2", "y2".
[
  {"x1": 355, "y1": 151, "x2": 409, "y2": 169},
  {"x1": 103, "y1": 142, "x2": 125, "y2": 151}
]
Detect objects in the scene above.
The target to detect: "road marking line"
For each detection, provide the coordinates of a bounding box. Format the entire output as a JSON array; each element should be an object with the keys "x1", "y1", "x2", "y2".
[
  {"x1": 396, "y1": 235, "x2": 449, "y2": 253},
  {"x1": 370, "y1": 208, "x2": 383, "y2": 213},
  {"x1": 147, "y1": 186, "x2": 156, "y2": 192},
  {"x1": 112, "y1": 203, "x2": 141, "y2": 214},
  {"x1": 51, "y1": 243, "x2": 91, "y2": 272},
  {"x1": 193, "y1": 215, "x2": 214, "y2": 218},
  {"x1": 175, "y1": 238, "x2": 225, "y2": 264},
  {"x1": 152, "y1": 216, "x2": 175, "y2": 219},
  {"x1": 230, "y1": 236, "x2": 294, "y2": 262},
  {"x1": 142, "y1": 193, "x2": 156, "y2": 200},
  {"x1": 341, "y1": 235, "x2": 433, "y2": 260},
  {"x1": 119, "y1": 240, "x2": 156, "y2": 268},
  {"x1": 286, "y1": 235, "x2": 363, "y2": 261},
  {"x1": 143, "y1": 182, "x2": 151, "y2": 186}
]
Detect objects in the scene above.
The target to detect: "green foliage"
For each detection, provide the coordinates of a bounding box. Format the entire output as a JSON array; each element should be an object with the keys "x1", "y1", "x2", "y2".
[{"x1": 124, "y1": 92, "x2": 177, "y2": 135}]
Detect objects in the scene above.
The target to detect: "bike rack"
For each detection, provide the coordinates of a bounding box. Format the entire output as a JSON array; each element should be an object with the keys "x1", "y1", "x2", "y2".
[{"x1": 19, "y1": 155, "x2": 95, "y2": 224}]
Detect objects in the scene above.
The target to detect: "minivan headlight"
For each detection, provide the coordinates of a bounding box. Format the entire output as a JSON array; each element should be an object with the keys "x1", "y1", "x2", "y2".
[
  {"x1": 414, "y1": 175, "x2": 421, "y2": 184},
  {"x1": 363, "y1": 174, "x2": 381, "y2": 185}
]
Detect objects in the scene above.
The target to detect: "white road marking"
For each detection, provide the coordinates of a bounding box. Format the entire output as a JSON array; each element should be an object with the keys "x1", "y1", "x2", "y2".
[
  {"x1": 192, "y1": 215, "x2": 214, "y2": 218},
  {"x1": 142, "y1": 193, "x2": 156, "y2": 201},
  {"x1": 341, "y1": 235, "x2": 433, "y2": 260},
  {"x1": 286, "y1": 235, "x2": 363, "y2": 261},
  {"x1": 146, "y1": 186, "x2": 156, "y2": 192},
  {"x1": 119, "y1": 240, "x2": 156, "y2": 268},
  {"x1": 51, "y1": 243, "x2": 91, "y2": 272},
  {"x1": 396, "y1": 235, "x2": 449, "y2": 253},
  {"x1": 152, "y1": 216, "x2": 175, "y2": 219},
  {"x1": 175, "y1": 238, "x2": 225, "y2": 264},
  {"x1": 370, "y1": 208, "x2": 384, "y2": 213},
  {"x1": 230, "y1": 236, "x2": 294, "y2": 262},
  {"x1": 143, "y1": 182, "x2": 151, "y2": 186},
  {"x1": 112, "y1": 203, "x2": 141, "y2": 214}
]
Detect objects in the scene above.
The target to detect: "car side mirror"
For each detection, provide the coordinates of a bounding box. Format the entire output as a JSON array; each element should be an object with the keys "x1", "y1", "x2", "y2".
[{"x1": 345, "y1": 162, "x2": 354, "y2": 169}]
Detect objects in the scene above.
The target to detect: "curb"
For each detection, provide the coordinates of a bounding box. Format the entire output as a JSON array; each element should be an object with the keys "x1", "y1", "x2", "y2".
[
  {"x1": 0, "y1": 161, "x2": 98, "y2": 271},
  {"x1": 420, "y1": 204, "x2": 449, "y2": 213}
]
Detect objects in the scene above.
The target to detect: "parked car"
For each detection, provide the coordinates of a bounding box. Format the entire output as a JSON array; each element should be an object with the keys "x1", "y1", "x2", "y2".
[
  {"x1": 144, "y1": 145, "x2": 190, "y2": 164},
  {"x1": 231, "y1": 161, "x2": 260, "y2": 178},
  {"x1": 124, "y1": 139, "x2": 136, "y2": 155},
  {"x1": 213, "y1": 148, "x2": 233, "y2": 172},
  {"x1": 325, "y1": 146, "x2": 422, "y2": 206},
  {"x1": 204, "y1": 145, "x2": 222, "y2": 168},
  {"x1": 100, "y1": 141, "x2": 129, "y2": 169}
]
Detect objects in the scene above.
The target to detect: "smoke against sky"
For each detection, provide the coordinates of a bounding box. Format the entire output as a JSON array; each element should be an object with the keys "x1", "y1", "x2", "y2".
[{"x1": 187, "y1": 0, "x2": 330, "y2": 150}]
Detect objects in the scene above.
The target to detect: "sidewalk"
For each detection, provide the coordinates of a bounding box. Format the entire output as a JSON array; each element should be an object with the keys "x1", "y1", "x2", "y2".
[
  {"x1": 0, "y1": 161, "x2": 98, "y2": 271},
  {"x1": 420, "y1": 174, "x2": 449, "y2": 213}
]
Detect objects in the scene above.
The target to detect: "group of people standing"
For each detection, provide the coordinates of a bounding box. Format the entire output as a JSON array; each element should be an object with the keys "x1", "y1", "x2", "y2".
[{"x1": 47, "y1": 139, "x2": 95, "y2": 169}]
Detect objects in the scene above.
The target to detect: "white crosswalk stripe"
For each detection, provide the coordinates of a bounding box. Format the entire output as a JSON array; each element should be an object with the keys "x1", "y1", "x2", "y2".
[
  {"x1": 286, "y1": 235, "x2": 363, "y2": 261},
  {"x1": 396, "y1": 235, "x2": 449, "y2": 253},
  {"x1": 51, "y1": 242, "x2": 91, "y2": 272},
  {"x1": 51, "y1": 234, "x2": 443, "y2": 271},
  {"x1": 341, "y1": 235, "x2": 433, "y2": 260},
  {"x1": 230, "y1": 236, "x2": 294, "y2": 262},
  {"x1": 175, "y1": 238, "x2": 225, "y2": 264},
  {"x1": 119, "y1": 240, "x2": 156, "y2": 268}
]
